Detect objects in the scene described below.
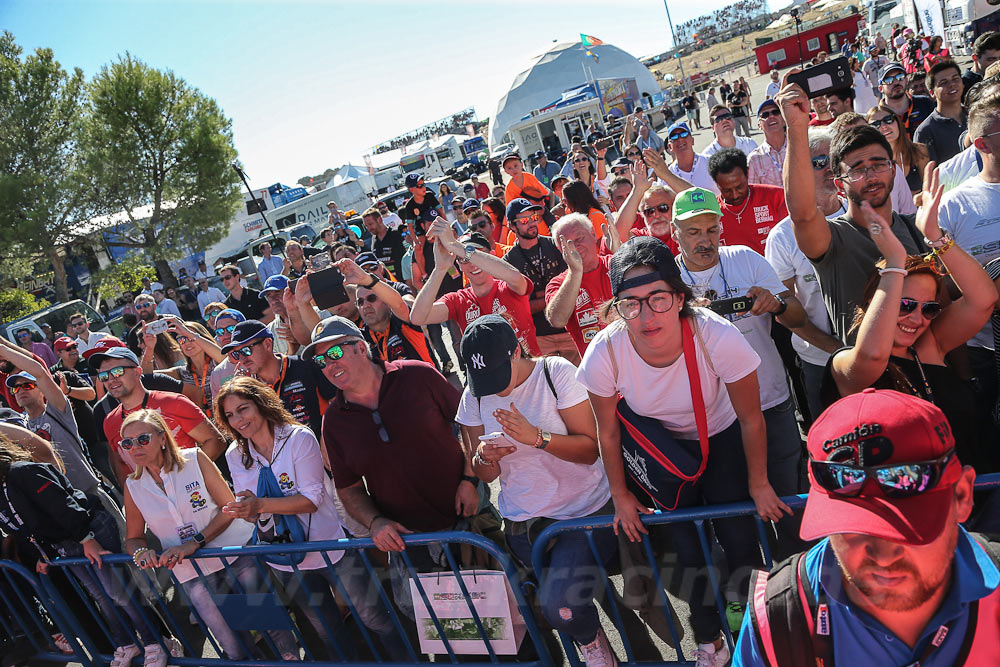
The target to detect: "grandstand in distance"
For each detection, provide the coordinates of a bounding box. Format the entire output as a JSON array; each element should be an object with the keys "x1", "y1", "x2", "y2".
[{"x1": 675, "y1": 0, "x2": 769, "y2": 45}]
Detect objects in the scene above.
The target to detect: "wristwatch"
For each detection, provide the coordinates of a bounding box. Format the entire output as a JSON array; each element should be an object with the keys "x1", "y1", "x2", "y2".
[
  {"x1": 773, "y1": 294, "x2": 788, "y2": 317},
  {"x1": 193, "y1": 532, "x2": 207, "y2": 546},
  {"x1": 539, "y1": 431, "x2": 552, "y2": 450},
  {"x1": 463, "y1": 245, "x2": 478, "y2": 262},
  {"x1": 461, "y1": 474, "x2": 481, "y2": 486}
]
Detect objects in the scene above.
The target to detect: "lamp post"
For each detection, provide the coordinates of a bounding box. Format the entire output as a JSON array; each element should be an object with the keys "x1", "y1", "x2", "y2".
[
  {"x1": 662, "y1": 0, "x2": 689, "y2": 92},
  {"x1": 791, "y1": 7, "x2": 804, "y2": 68}
]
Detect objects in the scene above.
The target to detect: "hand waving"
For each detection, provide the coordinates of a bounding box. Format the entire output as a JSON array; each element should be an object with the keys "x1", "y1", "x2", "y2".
[{"x1": 914, "y1": 162, "x2": 945, "y2": 242}]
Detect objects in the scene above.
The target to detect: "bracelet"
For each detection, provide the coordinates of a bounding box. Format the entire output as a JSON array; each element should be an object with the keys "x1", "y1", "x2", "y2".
[
  {"x1": 878, "y1": 267, "x2": 908, "y2": 277},
  {"x1": 80, "y1": 532, "x2": 95, "y2": 545},
  {"x1": 532, "y1": 427, "x2": 543, "y2": 448},
  {"x1": 932, "y1": 236, "x2": 956, "y2": 257},
  {"x1": 367, "y1": 515, "x2": 383, "y2": 531},
  {"x1": 461, "y1": 474, "x2": 480, "y2": 486},
  {"x1": 363, "y1": 273, "x2": 379, "y2": 289},
  {"x1": 923, "y1": 232, "x2": 953, "y2": 249},
  {"x1": 132, "y1": 547, "x2": 151, "y2": 565}
]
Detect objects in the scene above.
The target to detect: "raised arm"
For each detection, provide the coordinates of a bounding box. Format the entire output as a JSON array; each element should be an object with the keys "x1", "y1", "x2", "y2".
[
  {"x1": 409, "y1": 240, "x2": 454, "y2": 326},
  {"x1": 614, "y1": 159, "x2": 653, "y2": 241},
  {"x1": 545, "y1": 238, "x2": 585, "y2": 328},
  {"x1": 643, "y1": 148, "x2": 694, "y2": 194},
  {"x1": 334, "y1": 258, "x2": 413, "y2": 322},
  {"x1": 428, "y1": 218, "x2": 529, "y2": 294},
  {"x1": 0, "y1": 340, "x2": 65, "y2": 413}
]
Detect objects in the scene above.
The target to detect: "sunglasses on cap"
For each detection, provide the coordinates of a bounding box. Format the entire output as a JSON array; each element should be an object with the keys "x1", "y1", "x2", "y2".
[
  {"x1": 357, "y1": 294, "x2": 379, "y2": 307},
  {"x1": 228, "y1": 338, "x2": 266, "y2": 361},
  {"x1": 899, "y1": 298, "x2": 942, "y2": 319},
  {"x1": 758, "y1": 108, "x2": 782, "y2": 119},
  {"x1": 712, "y1": 113, "x2": 734, "y2": 123},
  {"x1": 97, "y1": 365, "x2": 135, "y2": 382},
  {"x1": 312, "y1": 341, "x2": 360, "y2": 368},
  {"x1": 641, "y1": 203, "x2": 672, "y2": 217},
  {"x1": 10, "y1": 382, "x2": 37, "y2": 394},
  {"x1": 811, "y1": 155, "x2": 830, "y2": 170},
  {"x1": 668, "y1": 130, "x2": 691, "y2": 140},
  {"x1": 882, "y1": 72, "x2": 906, "y2": 84},
  {"x1": 869, "y1": 114, "x2": 896, "y2": 129},
  {"x1": 214, "y1": 324, "x2": 238, "y2": 337},
  {"x1": 809, "y1": 449, "x2": 955, "y2": 499},
  {"x1": 119, "y1": 432, "x2": 158, "y2": 450}
]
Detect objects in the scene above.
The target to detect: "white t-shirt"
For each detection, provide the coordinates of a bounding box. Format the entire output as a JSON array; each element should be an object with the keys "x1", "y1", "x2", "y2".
[
  {"x1": 74, "y1": 331, "x2": 110, "y2": 354},
  {"x1": 939, "y1": 145, "x2": 982, "y2": 193},
  {"x1": 765, "y1": 81, "x2": 781, "y2": 99},
  {"x1": 677, "y1": 246, "x2": 791, "y2": 410},
  {"x1": 765, "y1": 212, "x2": 843, "y2": 366},
  {"x1": 576, "y1": 310, "x2": 760, "y2": 440},
  {"x1": 701, "y1": 136, "x2": 759, "y2": 159},
  {"x1": 667, "y1": 154, "x2": 720, "y2": 195},
  {"x1": 456, "y1": 357, "x2": 610, "y2": 522},
  {"x1": 382, "y1": 212, "x2": 404, "y2": 231},
  {"x1": 938, "y1": 176, "x2": 1000, "y2": 350}
]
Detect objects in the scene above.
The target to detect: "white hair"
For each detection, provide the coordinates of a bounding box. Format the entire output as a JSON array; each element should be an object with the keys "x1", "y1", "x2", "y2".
[{"x1": 550, "y1": 213, "x2": 595, "y2": 241}]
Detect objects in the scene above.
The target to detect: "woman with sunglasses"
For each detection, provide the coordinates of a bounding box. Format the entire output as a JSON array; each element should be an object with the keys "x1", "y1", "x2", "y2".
[
  {"x1": 165, "y1": 318, "x2": 224, "y2": 418},
  {"x1": 824, "y1": 169, "x2": 997, "y2": 471},
  {"x1": 570, "y1": 145, "x2": 610, "y2": 203},
  {"x1": 867, "y1": 104, "x2": 929, "y2": 194},
  {"x1": 577, "y1": 237, "x2": 786, "y2": 664},
  {"x1": 216, "y1": 377, "x2": 409, "y2": 662},
  {"x1": 120, "y1": 410, "x2": 291, "y2": 661}
]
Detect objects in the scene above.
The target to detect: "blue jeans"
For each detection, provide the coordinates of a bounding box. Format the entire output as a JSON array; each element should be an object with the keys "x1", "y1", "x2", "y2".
[
  {"x1": 507, "y1": 523, "x2": 617, "y2": 645},
  {"x1": 798, "y1": 358, "x2": 827, "y2": 425},
  {"x1": 182, "y1": 556, "x2": 296, "y2": 659},
  {"x1": 276, "y1": 550, "x2": 408, "y2": 661}
]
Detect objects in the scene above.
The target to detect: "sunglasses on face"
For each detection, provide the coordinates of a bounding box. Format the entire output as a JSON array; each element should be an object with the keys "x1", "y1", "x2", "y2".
[
  {"x1": 62, "y1": 345, "x2": 78, "y2": 352},
  {"x1": 758, "y1": 109, "x2": 782, "y2": 119},
  {"x1": 176, "y1": 335, "x2": 193, "y2": 344},
  {"x1": 10, "y1": 382, "x2": 37, "y2": 394},
  {"x1": 70, "y1": 321, "x2": 85, "y2": 328},
  {"x1": 613, "y1": 168, "x2": 630, "y2": 176},
  {"x1": 97, "y1": 365, "x2": 135, "y2": 382},
  {"x1": 573, "y1": 157, "x2": 590, "y2": 164},
  {"x1": 882, "y1": 72, "x2": 906, "y2": 85},
  {"x1": 206, "y1": 310, "x2": 221, "y2": 320},
  {"x1": 869, "y1": 115, "x2": 896, "y2": 129},
  {"x1": 811, "y1": 155, "x2": 830, "y2": 170},
  {"x1": 16, "y1": 332, "x2": 30, "y2": 339},
  {"x1": 469, "y1": 219, "x2": 491, "y2": 230},
  {"x1": 221, "y1": 274, "x2": 236, "y2": 281},
  {"x1": 136, "y1": 302, "x2": 155, "y2": 310},
  {"x1": 712, "y1": 113, "x2": 734, "y2": 123},
  {"x1": 312, "y1": 341, "x2": 360, "y2": 368},
  {"x1": 357, "y1": 294, "x2": 379, "y2": 307},
  {"x1": 228, "y1": 338, "x2": 265, "y2": 362},
  {"x1": 669, "y1": 130, "x2": 691, "y2": 140},
  {"x1": 899, "y1": 298, "x2": 942, "y2": 319},
  {"x1": 626, "y1": 151, "x2": 641, "y2": 158},
  {"x1": 515, "y1": 212, "x2": 541, "y2": 225},
  {"x1": 809, "y1": 449, "x2": 955, "y2": 499},
  {"x1": 214, "y1": 324, "x2": 237, "y2": 337},
  {"x1": 641, "y1": 203, "x2": 672, "y2": 218},
  {"x1": 119, "y1": 432, "x2": 157, "y2": 451}
]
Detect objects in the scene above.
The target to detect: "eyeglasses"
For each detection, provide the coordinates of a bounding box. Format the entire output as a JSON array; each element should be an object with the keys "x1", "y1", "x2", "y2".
[
  {"x1": 842, "y1": 160, "x2": 893, "y2": 182},
  {"x1": 809, "y1": 449, "x2": 955, "y2": 499},
  {"x1": 416, "y1": 182, "x2": 425, "y2": 189},
  {"x1": 869, "y1": 114, "x2": 896, "y2": 129},
  {"x1": 899, "y1": 298, "x2": 942, "y2": 319},
  {"x1": 70, "y1": 321, "x2": 85, "y2": 328},
  {"x1": 16, "y1": 332, "x2": 30, "y2": 339},
  {"x1": 205, "y1": 310, "x2": 222, "y2": 320},
  {"x1": 96, "y1": 365, "x2": 135, "y2": 382},
  {"x1": 137, "y1": 302, "x2": 157, "y2": 311},
  {"x1": 811, "y1": 155, "x2": 830, "y2": 170},
  {"x1": 470, "y1": 219, "x2": 492, "y2": 231},
  {"x1": 712, "y1": 113, "x2": 734, "y2": 123},
  {"x1": 758, "y1": 109, "x2": 782, "y2": 119},
  {"x1": 614, "y1": 292, "x2": 678, "y2": 320},
  {"x1": 356, "y1": 294, "x2": 379, "y2": 307},
  {"x1": 312, "y1": 341, "x2": 360, "y2": 368},
  {"x1": 641, "y1": 203, "x2": 672, "y2": 218},
  {"x1": 61, "y1": 345, "x2": 78, "y2": 352},
  {"x1": 10, "y1": 382, "x2": 37, "y2": 394},
  {"x1": 372, "y1": 409, "x2": 390, "y2": 443},
  {"x1": 573, "y1": 157, "x2": 590, "y2": 164},
  {"x1": 669, "y1": 130, "x2": 691, "y2": 140},
  {"x1": 515, "y1": 212, "x2": 541, "y2": 225},
  {"x1": 882, "y1": 72, "x2": 906, "y2": 84},
  {"x1": 214, "y1": 324, "x2": 238, "y2": 337},
  {"x1": 613, "y1": 168, "x2": 630, "y2": 175},
  {"x1": 228, "y1": 338, "x2": 266, "y2": 362},
  {"x1": 626, "y1": 150, "x2": 641, "y2": 158},
  {"x1": 120, "y1": 432, "x2": 159, "y2": 451}
]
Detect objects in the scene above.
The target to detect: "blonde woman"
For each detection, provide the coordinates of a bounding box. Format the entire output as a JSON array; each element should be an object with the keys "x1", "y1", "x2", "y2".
[{"x1": 121, "y1": 410, "x2": 295, "y2": 660}]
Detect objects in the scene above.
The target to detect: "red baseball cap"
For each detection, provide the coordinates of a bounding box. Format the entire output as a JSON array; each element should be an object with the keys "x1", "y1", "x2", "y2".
[
  {"x1": 53, "y1": 336, "x2": 76, "y2": 352},
  {"x1": 800, "y1": 388, "x2": 962, "y2": 546},
  {"x1": 81, "y1": 336, "x2": 126, "y2": 360}
]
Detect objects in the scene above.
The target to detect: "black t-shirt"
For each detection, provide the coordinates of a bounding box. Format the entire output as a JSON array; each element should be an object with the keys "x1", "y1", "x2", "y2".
[
  {"x1": 719, "y1": 83, "x2": 732, "y2": 99},
  {"x1": 271, "y1": 355, "x2": 336, "y2": 439},
  {"x1": 729, "y1": 92, "x2": 748, "y2": 117},
  {"x1": 373, "y1": 228, "x2": 407, "y2": 277},
  {"x1": 401, "y1": 192, "x2": 442, "y2": 237},
  {"x1": 682, "y1": 95, "x2": 697, "y2": 110},
  {"x1": 503, "y1": 236, "x2": 568, "y2": 337},
  {"x1": 225, "y1": 287, "x2": 267, "y2": 321}
]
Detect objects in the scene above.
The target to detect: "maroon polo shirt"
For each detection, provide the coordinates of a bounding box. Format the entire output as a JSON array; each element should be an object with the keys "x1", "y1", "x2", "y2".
[{"x1": 322, "y1": 359, "x2": 464, "y2": 532}]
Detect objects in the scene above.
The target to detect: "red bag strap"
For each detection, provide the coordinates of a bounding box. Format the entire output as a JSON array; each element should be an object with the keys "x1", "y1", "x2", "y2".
[{"x1": 680, "y1": 317, "x2": 710, "y2": 476}]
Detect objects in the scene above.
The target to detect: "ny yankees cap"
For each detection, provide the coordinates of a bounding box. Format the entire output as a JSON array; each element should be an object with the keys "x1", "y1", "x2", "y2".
[{"x1": 460, "y1": 314, "x2": 519, "y2": 398}]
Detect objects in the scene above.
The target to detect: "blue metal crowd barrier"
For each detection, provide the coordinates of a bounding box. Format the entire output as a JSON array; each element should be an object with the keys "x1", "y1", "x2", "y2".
[{"x1": 1, "y1": 473, "x2": 998, "y2": 666}]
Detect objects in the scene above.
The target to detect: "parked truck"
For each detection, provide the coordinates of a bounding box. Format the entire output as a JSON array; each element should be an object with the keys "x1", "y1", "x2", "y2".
[{"x1": 946, "y1": 0, "x2": 1000, "y2": 56}]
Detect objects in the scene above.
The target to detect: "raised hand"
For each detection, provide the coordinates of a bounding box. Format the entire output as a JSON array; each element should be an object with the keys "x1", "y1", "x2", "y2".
[{"x1": 915, "y1": 162, "x2": 945, "y2": 242}]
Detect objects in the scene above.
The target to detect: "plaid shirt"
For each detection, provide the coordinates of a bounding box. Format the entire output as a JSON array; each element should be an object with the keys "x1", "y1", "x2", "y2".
[{"x1": 747, "y1": 140, "x2": 786, "y2": 187}]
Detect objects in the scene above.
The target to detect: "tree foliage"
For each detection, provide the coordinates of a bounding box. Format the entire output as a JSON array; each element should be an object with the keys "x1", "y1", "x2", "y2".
[
  {"x1": 92, "y1": 251, "x2": 157, "y2": 302},
  {"x1": 80, "y1": 53, "x2": 241, "y2": 283},
  {"x1": 0, "y1": 288, "x2": 50, "y2": 324}
]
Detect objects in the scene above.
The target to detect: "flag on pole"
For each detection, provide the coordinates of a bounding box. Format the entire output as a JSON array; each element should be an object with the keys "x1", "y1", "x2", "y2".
[
  {"x1": 580, "y1": 34, "x2": 604, "y2": 47},
  {"x1": 586, "y1": 49, "x2": 600, "y2": 64}
]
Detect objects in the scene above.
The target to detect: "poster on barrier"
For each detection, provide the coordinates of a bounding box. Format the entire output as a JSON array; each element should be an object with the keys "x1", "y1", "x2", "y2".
[{"x1": 409, "y1": 569, "x2": 526, "y2": 655}]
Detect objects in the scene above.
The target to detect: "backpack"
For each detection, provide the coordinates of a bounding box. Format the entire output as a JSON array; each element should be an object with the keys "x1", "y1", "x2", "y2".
[{"x1": 747, "y1": 532, "x2": 1000, "y2": 666}]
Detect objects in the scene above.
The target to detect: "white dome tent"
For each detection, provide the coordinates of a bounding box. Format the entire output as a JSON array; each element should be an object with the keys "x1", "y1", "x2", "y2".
[{"x1": 489, "y1": 42, "x2": 661, "y2": 152}]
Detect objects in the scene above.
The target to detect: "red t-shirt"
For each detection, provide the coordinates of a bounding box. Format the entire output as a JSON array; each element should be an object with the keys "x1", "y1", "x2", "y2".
[
  {"x1": 545, "y1": 255, "x2": 614, "y2": 354},
  {"x1": 719, "y1": 184, "x2": 788, "y2": 255},
  {"x1": 103, "y1": 390, "x2": 208, "y2": 472},
  {"x1": 474, "y1": 182, "x2": 490, "y2": 200},
  {"x1": 0, "y1": 351, "x2": 49, "y2": 411},
  {"x1": 441, "y1": 277, "x2": 540, "y2": 355},
  {"x1": 808, "y1": 117, "x2": 835, "y2": 127}
]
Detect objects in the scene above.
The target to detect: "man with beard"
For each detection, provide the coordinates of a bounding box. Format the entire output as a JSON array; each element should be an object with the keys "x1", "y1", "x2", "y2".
[
  {"x1": 748, "y1": 99, "x2": 788, "y2": 187},
  {"x1": 133, "y1": 293, "x2": 158, "y2": 323},
  {"x1": 735, "y1": 390, "x2": 999, "y2": 666},
  {"x1": 779, "y1": 80, "x2": 926, "y2": 341},
  {"x1": 502, "y1": 199, "x2": 577, "y2": 363},
  {"x1": 708, "y1": 148, "x2": 788, "y2": 256},
  {"x1": 878, "y1": 62, "x2": 935, "y2": 138}
]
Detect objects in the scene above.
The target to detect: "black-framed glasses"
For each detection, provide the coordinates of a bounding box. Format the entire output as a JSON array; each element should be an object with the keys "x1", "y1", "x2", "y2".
[
  {"x1": 669, "y1": 130, "x2": 691, "y2": 140},
  {"x1": 626, "y1": 150, "x2": 641, "y2": 158},
  {"x1": 10, "y1": 382, "x2": 36, "y2": 394},
  {"x1": 97, "y1": 365, "x2": 135, "y2": 382},
  {"x1": 214, "y1": 324, "x2": 237, "y2": 337},
  {"x1": 613, "y1": 167, "x2": 630, "y2": 176},
  {"x1": 899, "y1": 298, "x2": 942, "y2": 319},
  {"x1": 869, "y1": 114, "x2": 896, "y2": 129},
  {"x1": 811, "y1": 155, "x2": 830, "y2": 170},
  {"x1": 228, "y1": 338, "x2": 266, "y2": 361},
  {"x1": 614, "y1": 291, "x2": 678, "y2": 320},
  {"x1": 372, "y1": 409, "x2": 390, "y2": 443},
  {"x1": 120, "y1": 432, "x2": 157, "y2": 451},
  {"x1": 843, "y1": 160, "x2": 893, "y2": 182},
  {"x1": 758, "y1": 109, "x2": 782, "y2": 119},
  {"x1": 712, "y1": 113, "x2": 734, "y2": 123},
  {"x1": 70, "y1": 320, "x2": 86, "y2": 328},
  {"x1": 221, "y1": 274, "x2": 236, "y2": 281},
  {"x1": 356, "y1": 294, "x2": 379, "y2": 307},
  {"x1": 312, "y1": 341, "x2": 360, "y2": 368},
  {"x1": 177, "y1": 335, "x2": 193, "y2": 344},
  {"x1": 470, "y1": 219, "x2": 492, "y2": 231},
  {"x1": 809, "y1": 449, "x2": 955, "y2": 499},
  {"x1": 641, "y1": 203, "x2": 672, "y2": 218},
  {"x1": 62, "y1": 344, "x2": 79, "y2": 352}
]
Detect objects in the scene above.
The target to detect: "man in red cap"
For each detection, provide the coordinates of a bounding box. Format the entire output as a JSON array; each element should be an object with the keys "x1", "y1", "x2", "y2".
[{"x1": 734, "y1": 389, "x2": 999, "y2": 666}]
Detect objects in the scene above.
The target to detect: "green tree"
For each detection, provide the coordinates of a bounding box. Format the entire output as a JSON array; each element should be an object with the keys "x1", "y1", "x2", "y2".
[
  {"x1": 0, "y1": 288, "x2": 50, "y2": 324},
  {"x1": 80, "y1": 53, "x2": 241, "y2": 286},
  {"x1": 0, "y1": 31, "x2": 91, "y2": 303},
  {"x1": 92, "y1": 251, "x2": 157, "y2": 302}
]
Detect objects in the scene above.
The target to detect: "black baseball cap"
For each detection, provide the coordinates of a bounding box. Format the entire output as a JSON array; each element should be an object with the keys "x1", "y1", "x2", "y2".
[
  {"x1": 533, "y1": 150, "x2": 545, "y2": 159},
  {"x1": 505, "y1": 197, "x2": 542, "y2": 220},
  {"x1": 355, "y1": 251, "x2": 380, "y2": 269},
  {"x1": 608, "y1": 237, "x2": 682, "y2": 296},
  {"x1": 459, "y1": 231, "x2": 492, "y2": 251},
  {"x1": 501, "y1": 152, "x2": 521, "y2": 165},
  {"x1": 462, "y1": 198, "x2": 481, "y2": 212},
  {"x1": 404, "y1": 173, "x2": 425, "y2": 189},
  {"x1": 220, "y1": 320, "x2": 273, "y2": 353},
  {"x1": 460, "y1": 314, "x2": 519, "y2": 397}
]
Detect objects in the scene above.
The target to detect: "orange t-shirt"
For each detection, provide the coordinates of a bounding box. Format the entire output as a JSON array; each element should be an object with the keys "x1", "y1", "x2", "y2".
[
  {"x1": 505, "y1": 173, "x2": 550, "y2": 205},
  {"x1": 584, "y1": 208, "x2": 609, "y2": 240}
]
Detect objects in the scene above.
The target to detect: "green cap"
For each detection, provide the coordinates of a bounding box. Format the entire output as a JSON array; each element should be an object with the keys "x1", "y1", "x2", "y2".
[{"x1": 672, "y1": 187, "x2": 722, "y2": 221}]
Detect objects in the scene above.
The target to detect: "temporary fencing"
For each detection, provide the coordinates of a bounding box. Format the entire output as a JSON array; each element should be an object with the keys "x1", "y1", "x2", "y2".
[{"x1": 1, "y1": 473, "x2": 997, "y2": 666}]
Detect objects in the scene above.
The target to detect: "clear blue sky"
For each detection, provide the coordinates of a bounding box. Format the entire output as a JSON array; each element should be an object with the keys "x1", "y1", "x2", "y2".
[{"x1": 2, "y1": 0, "x2": 750, "y2": 187}]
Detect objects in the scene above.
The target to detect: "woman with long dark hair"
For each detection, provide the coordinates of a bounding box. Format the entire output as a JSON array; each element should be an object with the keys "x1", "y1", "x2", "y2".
[
  {"x1": 562, "y1": 179, "x2": 610, "y2": 239},
  {"x1": 867, "y1": 104, "x2": 930, "y2": 194}
]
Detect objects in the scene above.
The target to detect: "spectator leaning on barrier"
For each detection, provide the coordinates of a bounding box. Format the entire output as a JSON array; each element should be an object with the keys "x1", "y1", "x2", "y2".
[{"x1": 735, "y1": 389, "x2": 1000, "y2": 667}]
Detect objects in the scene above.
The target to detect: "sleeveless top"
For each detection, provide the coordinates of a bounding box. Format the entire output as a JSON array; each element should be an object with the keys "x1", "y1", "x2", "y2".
[
  {"x1": 905, "y1": 161, "x2": 922, "y2": 193},
  {"x1": 127, "y1": 448, "x2": 253, "y2": 582}
]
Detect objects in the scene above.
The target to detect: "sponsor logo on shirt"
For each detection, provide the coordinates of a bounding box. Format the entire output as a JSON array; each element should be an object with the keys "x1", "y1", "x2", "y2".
[
  {"x1": 278, "y1": 472, "x2": 295, "y2": 492},
  {"x1": 189, "y1": 491, "x2": 207, "y2": 509}
]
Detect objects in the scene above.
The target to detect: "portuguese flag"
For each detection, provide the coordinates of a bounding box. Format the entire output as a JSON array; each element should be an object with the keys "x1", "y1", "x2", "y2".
[{"x1": 580, "y1": 34, "x2": 604, "y2": 47}]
